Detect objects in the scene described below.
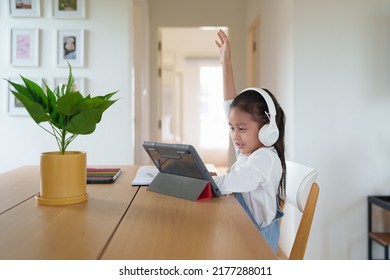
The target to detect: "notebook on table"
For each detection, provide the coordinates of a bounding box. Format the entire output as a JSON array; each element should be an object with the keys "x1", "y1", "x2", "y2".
[{"x1": 131, "y1": 166, "x2": 160, "y2": 186}]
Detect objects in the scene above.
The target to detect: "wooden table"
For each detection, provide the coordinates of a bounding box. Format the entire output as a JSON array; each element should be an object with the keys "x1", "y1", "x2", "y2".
[{"x1": 0, "y1": 166, "x2": 276, "y2": 260}]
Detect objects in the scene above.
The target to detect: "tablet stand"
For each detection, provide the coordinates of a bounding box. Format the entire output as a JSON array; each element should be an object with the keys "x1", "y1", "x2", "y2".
[{"x1": 147, "y1": 172, "x2": 212, "y2": 201}]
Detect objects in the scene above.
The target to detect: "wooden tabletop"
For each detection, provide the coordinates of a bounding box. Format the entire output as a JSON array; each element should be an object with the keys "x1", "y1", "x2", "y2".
[
  {"x1": 0, "y1": 166, "x2": 40, "y2": 215},
  {"x1": 0, "y1": 166, "x2": 276, "y2": 260}
]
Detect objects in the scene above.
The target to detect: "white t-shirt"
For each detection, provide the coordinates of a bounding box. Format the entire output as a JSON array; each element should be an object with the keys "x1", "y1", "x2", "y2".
[{"x1": 213, "y1": 100, "x2": 282, "y2": 227}]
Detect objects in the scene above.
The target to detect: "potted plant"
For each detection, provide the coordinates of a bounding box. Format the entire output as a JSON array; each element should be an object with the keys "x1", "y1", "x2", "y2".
[{"x1": 7, "y1": 63, "x2": 117, "y2": 205}]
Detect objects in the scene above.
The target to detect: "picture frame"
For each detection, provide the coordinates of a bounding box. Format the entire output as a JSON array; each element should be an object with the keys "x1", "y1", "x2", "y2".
[
  {"x1": 54, "y1": 77, "x2": 85, "y2": 94},
  {"x1": 10, "y1": 28, "x2": 39, "y2": 67},
  {"x1": 53, "y1": 0, "x2": 85, "y2": 19},
  {"x1": 7, "y1": 78, "x2": 43, "y2": 116},
  {"x1": 57, "y1": 29, "x2": 84, "y2": 67},
  {"x1": 9, "y1": 0, "x2": 41, "y2": 17}
]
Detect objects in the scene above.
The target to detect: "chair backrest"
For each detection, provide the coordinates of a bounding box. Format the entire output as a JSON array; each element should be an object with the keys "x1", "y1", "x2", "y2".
[
  {"x1": 285, "y1": 161, "x2": 318, "y2": 212},
  {"x1": 278, "y1": 161, "x2": 320, "y2": 260}
]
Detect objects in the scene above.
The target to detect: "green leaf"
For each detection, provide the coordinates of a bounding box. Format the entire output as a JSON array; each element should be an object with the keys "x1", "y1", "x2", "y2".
[
  {"x1": 65, "y1": 61, "x2": 75, "y2": 95},
  {"x1": 102, "y1": 91, "x2": 118, "y2": 100},
  {"x1": 8, "y1": 78, "x2": 49, "y2": 115},
  {"x1": 57, "y1": 92, "x2": 84, "y2": 116},
  {"x1": 7, "y1": 80, "x2": 33, "y2": 100},
  {"x1": 66, "y1": 108, "x2": 103, "y2": 134},
  {"x1": 78, "y1": 97, "x2": 117, "y2": 123},
  {"x1": 10, "y1": 91, "x2": 50, "y2": 123},
  {"x1": 21, "y1": 77, "x2": 48, "y2": 108},
  {"x1": 45, "y1": 83, "x2": 58, "y2": 116}
]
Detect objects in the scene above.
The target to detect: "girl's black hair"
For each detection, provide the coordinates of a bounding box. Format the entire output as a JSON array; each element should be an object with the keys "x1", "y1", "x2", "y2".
[{"x1": 230, "y1": 88, "x2": 286, "y2": 201}]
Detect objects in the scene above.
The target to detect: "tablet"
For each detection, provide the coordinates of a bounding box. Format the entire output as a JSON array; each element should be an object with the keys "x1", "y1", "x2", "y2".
[{"x1": 143, "y1": 141, "x2": 221, "y2": 197}]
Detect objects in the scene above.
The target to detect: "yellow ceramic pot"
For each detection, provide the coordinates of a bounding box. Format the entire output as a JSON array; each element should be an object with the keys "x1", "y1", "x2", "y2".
[{"x1": 36, "y1": 151, "x2": 88, "y2": 205}]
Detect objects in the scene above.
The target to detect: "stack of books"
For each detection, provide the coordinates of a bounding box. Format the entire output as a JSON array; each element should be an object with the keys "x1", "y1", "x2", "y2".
[{"x1": 86, "y1": 168, "x2": 121, "y2": 184}]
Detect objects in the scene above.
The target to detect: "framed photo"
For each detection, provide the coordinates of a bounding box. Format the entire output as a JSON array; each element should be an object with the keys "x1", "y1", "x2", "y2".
[
  {"x1": 9, "y1": 0, "x2": 41, "y2": 17},
  {"x1": 10, "y1": 28, "x2": 39, "y2": 67},
  {"x1": 57, "y1": 29, "x2": 84, "y2": 67},
  {"x1": 53, "y1": 0, "x2": 85, "y2": 19},
  {"x1": 7, "y1": 78, "x2": 43, "y2": 116},
  {"x1": 54, "y1": 77, "x2": 85, "y2": 94}
]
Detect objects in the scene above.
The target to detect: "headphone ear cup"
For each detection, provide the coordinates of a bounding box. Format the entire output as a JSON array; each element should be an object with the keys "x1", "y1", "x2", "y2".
[{"x1": 258, "y1": 123, "x2": 279, "y2": 147}]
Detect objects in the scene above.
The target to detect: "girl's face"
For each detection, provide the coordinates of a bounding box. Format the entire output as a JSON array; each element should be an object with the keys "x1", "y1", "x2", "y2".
[{"x1": 228, "y1": 107, "x2": 264, "y2": 155}]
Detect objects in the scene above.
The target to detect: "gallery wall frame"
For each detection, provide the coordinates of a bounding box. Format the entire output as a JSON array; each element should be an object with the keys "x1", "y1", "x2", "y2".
[
  {"x1": 54, "y1": 77, "x2": 85, "y2": 94},
  {"x1": 9, "y1": 0, "x2": 41, "y2": 17},
  {"x1": 10, "y1": 28, "x2": 39, "y2": 67},
  {"x1": 53, "y1": 0, "x2": 85, "y2": 19},
  {"x1": 56, "y1": 29, "x2": 84, "y2": 67},
  {"x1": 7, "y1": 77, "x2": 43, "y2": 116}
]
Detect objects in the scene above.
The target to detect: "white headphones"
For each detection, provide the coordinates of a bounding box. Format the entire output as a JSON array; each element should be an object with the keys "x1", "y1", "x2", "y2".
[{"x1": 240, "y1": 87, "x2": 279, "y2": 147}]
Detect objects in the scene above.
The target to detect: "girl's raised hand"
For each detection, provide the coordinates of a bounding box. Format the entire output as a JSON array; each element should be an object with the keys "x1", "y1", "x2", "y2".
[{"x1": 215, "y1": 29, "x2": 231, "y2": 66}]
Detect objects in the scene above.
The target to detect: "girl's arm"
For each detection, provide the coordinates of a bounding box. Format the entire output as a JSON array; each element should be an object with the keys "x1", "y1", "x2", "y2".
[{"x1": 215, "y1": 29, "x2": 237, "y2": 101}]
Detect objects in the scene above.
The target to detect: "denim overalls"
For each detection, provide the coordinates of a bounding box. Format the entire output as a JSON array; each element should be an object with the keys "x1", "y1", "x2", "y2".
[{"x1": 234, "y1": 193, "x2": 284, "y2": 254}]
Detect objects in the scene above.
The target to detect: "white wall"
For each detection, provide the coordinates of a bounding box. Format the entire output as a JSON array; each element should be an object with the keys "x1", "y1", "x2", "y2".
[
  {"x1": 0, "y1": 0, "x2": 134, "y2": 173},
  {"x1": 249, "y1": 0, "x2": 390, "y2": 259},
  {"x1": 294, "y1": 0, "x2": 390, "y2": 260}
]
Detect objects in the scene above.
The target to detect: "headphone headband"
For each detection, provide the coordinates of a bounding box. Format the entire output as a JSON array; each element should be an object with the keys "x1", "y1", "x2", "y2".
[{"x1": 240, "y1": 87, "x2": 276, "y2": 117}]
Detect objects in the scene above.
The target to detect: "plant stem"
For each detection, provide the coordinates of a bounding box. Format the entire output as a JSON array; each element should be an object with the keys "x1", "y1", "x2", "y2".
[
  {"x1": 44, "y1": 123, "x2": 62, "y2": 153},
  {"x1": 39, "y1": 124, "x2": 57, "y2": 138},
  {"x1": 60, "y1": 129, "x2": 67, "y2": 154},
  {"x1": 64, "y1": 134, "x2": 78, "y2": 152}
]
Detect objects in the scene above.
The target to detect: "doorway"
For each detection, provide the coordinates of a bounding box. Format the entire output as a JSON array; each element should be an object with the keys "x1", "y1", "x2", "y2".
[{"x1": 158, "y1": 27, "x2": 229, "y2": 166}]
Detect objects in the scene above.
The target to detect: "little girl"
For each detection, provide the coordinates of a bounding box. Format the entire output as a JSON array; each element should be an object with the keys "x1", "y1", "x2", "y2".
[{"x1": 214, "y1": 29, "x2": 286, "y2": 253}]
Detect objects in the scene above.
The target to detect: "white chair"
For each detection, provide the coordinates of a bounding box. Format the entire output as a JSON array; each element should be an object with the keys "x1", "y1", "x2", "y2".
[{"x1": 277, "y1": 161, "x2": 320, "y2": 260}]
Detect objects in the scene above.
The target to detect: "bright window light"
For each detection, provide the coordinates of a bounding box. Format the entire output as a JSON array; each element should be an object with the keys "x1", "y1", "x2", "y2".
[{"x1": 199, "y1": 66, "x2": 229, "y2": 149}]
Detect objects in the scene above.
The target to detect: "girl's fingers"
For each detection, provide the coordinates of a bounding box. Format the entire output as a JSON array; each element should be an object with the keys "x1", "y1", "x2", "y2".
[
  {"x1": 216, "y1": 29, "x2": 228, "y2": 49},
  {"x1": 218, "y1": 29, "x2": 227, "y2": 40}
]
